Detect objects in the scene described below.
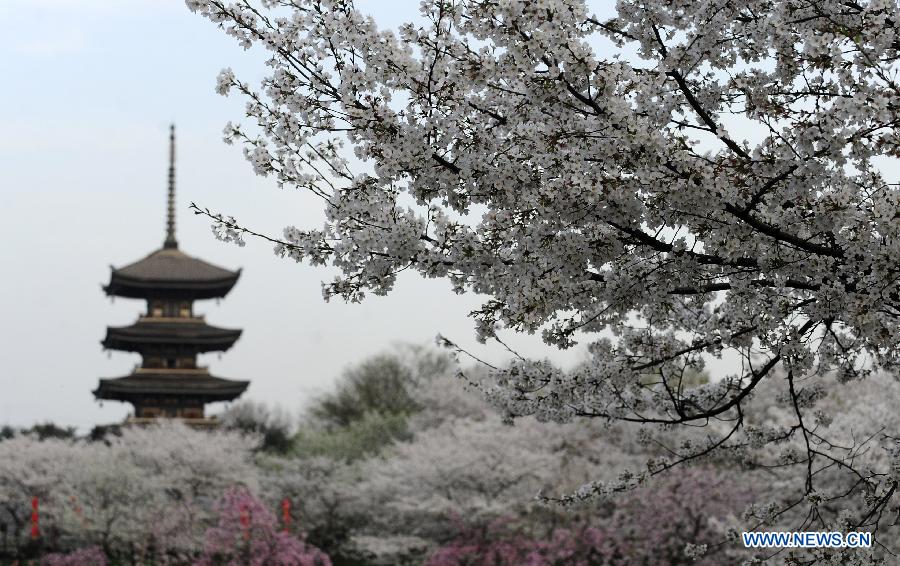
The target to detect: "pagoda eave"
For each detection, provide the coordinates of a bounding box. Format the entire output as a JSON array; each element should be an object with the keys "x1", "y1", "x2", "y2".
[
  {"x1": 102, "y1": 321, "x2": 242, "y2": 353},
  {"x1": 104, "y1": 273, "x2": 239, "y2": 300},
  {"x1": 94, "y1": 372, "x2": 249, "y2": 403},
  {"x1": 104, "y1": 247, "x2": 241, "y2": 300}
]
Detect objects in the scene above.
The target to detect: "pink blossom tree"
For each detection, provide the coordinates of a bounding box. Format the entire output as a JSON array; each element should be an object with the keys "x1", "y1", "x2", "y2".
[
  {"x1": 426, "y1": 519, "x2": 615, "y2": 566},
  {"x1": 197, "y1": 486, "x2": 330, "y2": 566}
]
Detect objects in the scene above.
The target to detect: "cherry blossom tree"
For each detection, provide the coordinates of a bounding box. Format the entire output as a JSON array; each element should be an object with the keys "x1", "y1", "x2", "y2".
[
  {"x1": 187, "y1": 0, "x2": 900, "y2": 548},
  {"x1": 0, "y1": 423, "x2": 261, "y2": 560},
  {"x1": 0, "y1": 436, "x2": 73, "y2": 557},
  {"x1": 3, "y1": 359, "x2": 898, "y2": 562},
  {"x1": 727, "y1": 370, "x2": 900, "y2": 563},
  {"x1": 78, "y1": 422, "x2": 261, "y2": 555},
  {"x1": 325, "y1": 376, "x2": 647, "y2": 562},
  {"x1": 267, "y1": 365, "x2": 758, "y2": 564},
  {"x1": 259, "y1": 349, "x2": 463, "y2": 561},
  {"x1": 260, "y1": 366, "x2": 645, "y2": 563},
  {"x1": 355, "y1": 417, "x2": 562, "y2": 541}
]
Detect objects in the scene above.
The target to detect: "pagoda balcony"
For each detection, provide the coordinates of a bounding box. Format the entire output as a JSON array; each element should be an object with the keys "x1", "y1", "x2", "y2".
[
  {"x1": 138, "y1": 315, "x2": 207, "y2": 322},
  {"x1": 125, "y1": 416, "x2": 221, "y2": 427},
  {"x1": 133, "y1": 366, "x2": 210, "y2": 374}
]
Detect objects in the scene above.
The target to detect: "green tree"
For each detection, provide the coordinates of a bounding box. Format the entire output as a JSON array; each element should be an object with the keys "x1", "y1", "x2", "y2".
[
  {"x1": 22, "y1": 423, "x2": 76, "y2": 441},
  {"x1": 309, "y1": 354, "x2": 418, "y2": 430},
  {"x1": 219, "y1": 400, "x2": 294, "y2": 454},
  {"x1": 296, "y1": 347, "x2": 452, "y2": 461}
]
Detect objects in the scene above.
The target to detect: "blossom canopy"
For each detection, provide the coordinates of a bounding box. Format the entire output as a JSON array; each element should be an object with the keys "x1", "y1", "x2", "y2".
[{"x1": 188, "y1": 0, "x2": 900, "y2": 545}]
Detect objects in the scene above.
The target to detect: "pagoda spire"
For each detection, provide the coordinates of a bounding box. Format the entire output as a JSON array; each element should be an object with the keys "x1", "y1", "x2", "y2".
[{"x1": 164, "y1": 124, "x2": 178, "y2": 249}]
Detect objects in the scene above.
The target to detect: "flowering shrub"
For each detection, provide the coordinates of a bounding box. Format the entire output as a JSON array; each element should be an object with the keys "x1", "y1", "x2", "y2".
[
  {"x1": 427, "y1": 520, "x2": 617, "y2": 566},
  {"x1": 197, "y1": 486, "x2": 330, "y2": 566},
  {"x1": 41, "y1": 546, "x2": 107, "y2": 566}
]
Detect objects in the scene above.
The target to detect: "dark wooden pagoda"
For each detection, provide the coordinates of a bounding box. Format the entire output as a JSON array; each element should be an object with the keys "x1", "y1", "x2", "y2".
[{"x1": 94, "y1": 125, "x2": 249, "y2": 423}]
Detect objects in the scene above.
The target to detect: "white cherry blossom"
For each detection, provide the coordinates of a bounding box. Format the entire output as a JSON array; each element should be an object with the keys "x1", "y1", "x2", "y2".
[{"x1": 187, "y1": 0, "x2": 900, "y2": 545}]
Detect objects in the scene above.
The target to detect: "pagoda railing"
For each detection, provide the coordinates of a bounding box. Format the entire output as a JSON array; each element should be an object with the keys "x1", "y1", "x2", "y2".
[
  {"x1": 125, "y1": 416, "x2": 220, "y2": 427},
  {"x1": 133, "y1": 366, "x2": 211, "y2": 374}
]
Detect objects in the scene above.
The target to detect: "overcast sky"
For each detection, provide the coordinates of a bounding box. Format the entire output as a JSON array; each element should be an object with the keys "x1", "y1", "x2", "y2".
[{"x1": 0, "y1": 0, "x2": 602, "y2": 430}]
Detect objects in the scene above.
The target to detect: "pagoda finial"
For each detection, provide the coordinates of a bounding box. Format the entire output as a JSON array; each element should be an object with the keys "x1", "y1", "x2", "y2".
[{"x1": 164, "y1": 124, "x2": 178, "y2": 249}]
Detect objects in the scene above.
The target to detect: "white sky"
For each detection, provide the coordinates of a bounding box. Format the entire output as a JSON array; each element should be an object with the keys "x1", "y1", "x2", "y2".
[{"x1": 0, "y1": 0, "x2": 598, "y2": 430}]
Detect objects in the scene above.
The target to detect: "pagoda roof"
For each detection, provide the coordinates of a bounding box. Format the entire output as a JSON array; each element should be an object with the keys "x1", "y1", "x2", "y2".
[
  {"x1": 103, "y1": 318, "x2": 242, "y2": 353},
  {"x1": 94, "y1": 370, "x2": 248, "y2": 402},
  {"x1": 104, "y1": 248, "x2": 241, "y2": 300}
]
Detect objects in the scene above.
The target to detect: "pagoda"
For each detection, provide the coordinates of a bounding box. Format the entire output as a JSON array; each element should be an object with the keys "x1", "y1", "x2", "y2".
[{"x1": 94, "y1": 125, "x2": 249, "y2": 423}]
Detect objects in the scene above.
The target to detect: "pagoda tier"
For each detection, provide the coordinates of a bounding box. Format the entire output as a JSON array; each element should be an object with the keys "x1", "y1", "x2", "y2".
[
  {"x1": 104, "y1": 247, "x2": 240, "y2": 300},
  {"x1": 95, "y1": 369, "x2": 249, "y2": 420},
  {"x1": 95, "y1": 369, "x2": 249, "y2": 403},
  {"x1": 103, "y1": 318, "x2": 241, "y2": 354}
]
